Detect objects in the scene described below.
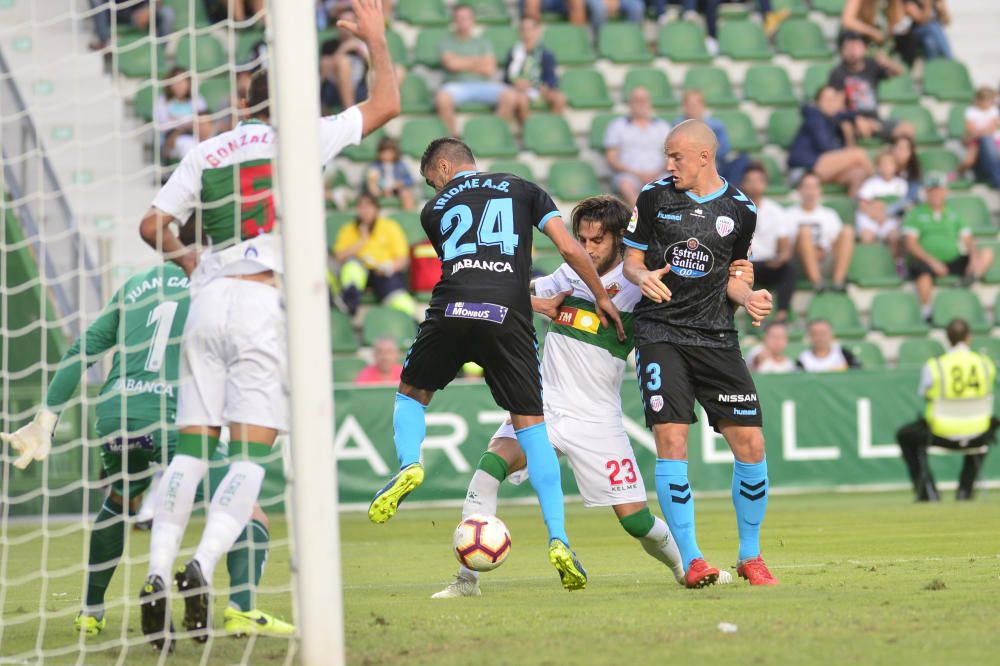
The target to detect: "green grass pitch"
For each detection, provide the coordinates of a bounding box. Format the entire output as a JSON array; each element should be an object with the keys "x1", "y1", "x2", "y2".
[{"x1": 2, "y1": 491, "x2": 998, "y2": 665}]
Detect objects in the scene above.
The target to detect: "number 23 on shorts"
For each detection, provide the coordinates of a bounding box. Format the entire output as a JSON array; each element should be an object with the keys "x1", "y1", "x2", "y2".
[{"x1": 607, "y1": 458, "x2": 638, "y2": 486}]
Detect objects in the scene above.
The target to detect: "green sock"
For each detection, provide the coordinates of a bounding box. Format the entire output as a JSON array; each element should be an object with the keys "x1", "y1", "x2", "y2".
[
  {"x1": 618, "y1": 507, "x2": 655, "y2": 538},
  {"x1": 478, "y1": 451, "x2": 509, "y2": 483},
  {"x1": 84, "y1": 496, "x2": 126, "y2": 617},
  {"x1": 227, "y1": 519, "x2": 270, "y2": 612}
]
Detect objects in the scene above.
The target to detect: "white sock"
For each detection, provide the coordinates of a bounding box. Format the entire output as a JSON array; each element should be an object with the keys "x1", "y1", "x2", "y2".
[
  {"x1": 135, "y1": 470, "x2": 163, "y2": 523},
  {"x1": 193, "y1": 460, "x2": 265, "y2": 583},
  {"x1": 147, "y1": 455, "x2": 207, "y2": 582},
  {"x1": 639, "y1": 517, "x2": 685, "y2": 582},
  {"x1": 455, "y1": 470, "x2": 501, "y2": 581}
]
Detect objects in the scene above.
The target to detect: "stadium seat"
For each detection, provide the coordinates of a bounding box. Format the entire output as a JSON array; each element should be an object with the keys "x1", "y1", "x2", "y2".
[
  {"x1": 414, "y1": 27, "x2": 449, "y2": 68},
  {"x1": 483, "y1": 25, "x2": 518, "y2": 60},
  {"x1": 918, "y1": 149, "x2": 970, "y2": 189},
  {"x1": 175, "y1": 33, "x2": 227, "y2": 73},
  {"x1": 463, "y1": 116, "x2": 518, "y2": 158},
  {"x1": 330, "y1": 310, "x2": 360, "y2": 354},
  {"x1": 712, "y1": 110, "x2": 762, "y2": 152},
  {"x1": 931, "y1": 290, "x2": 991, "y2": 333},
  {"x1": 847, "y1": 245, "x2": 903, "y2": 288},
  {"x1": 132, "y1": 82, "x2": 158, "y2": 121},
  {"x1": 823, "y1": 196, "x2": 856, "y2": 226},
  {"x1": 765, "y1": 107, "x2": 801, "y2": 149},
  {"x1": 979, "y1": 241, "x2": 1000, "y2": 284},
  {"x1": 752, "y1": 153, "x2": 791, "y2": 195},
  {"x1": 115, "y1": 36, "x2": 168, "y2": 79},
  {"x1": 326, "y1": 211, "x2": 355, "y2": 246},
  {"x1": 877, "y1": 73, "x2": 920, "y2": 104},
  {"x1": 542, "y1": 24, "x2": 596, "y2": 65},
  {"x1": 397, "y1": 0, "x2": 449, "y2": 26},
  {"x1": 972, "y1": 336, "x2": 1000, "y2": 365},
  {"x1": 719, "y1": 2, "x2": 751, "y2": 19},
  {"x1": 589, "y1": 112, "x2": 618, "y2": 151},
  {"x1": 772, "y1": 0, "x2": 810, "y2": 17},
  {"x1": 561, "y1": 69, "x2": 614, "y2": 109},
  {"x1": 923, "y1": 59, "x2": 975, "y2": 103},
  {"x1": 163, "y1": 0, "x2": 210, "y2": 28},
  {"x1": 547, "y1": 160, "x2": 602, "y2": 201},
  {"x1": 812, "y1": 0, "x2": 846, "y2": 16},
  {"x1": 744, "y1": 65, "x2": 797, "y2": 107},
  {"x1": 362, "y1": 306, "x2": 417, "y2": 348},
  {"x1": 718, "y1": 21, "x2": 772, "y2": 61},
  {"x1": 947, "y1": 105, "x2": 967, "y2": 140},
  {"x1": 382, "y1": 29, "x2": 410, "y2": 66},
  {"x1": 462, "y1": 0, "x2": 511, "y2": 25},
  {"x1": 599, "y1": 22, "x2": 652, "y2": 64},
  {"x1": 623, "y1": 68, "x2": 677, "y2": 110},
  {"x1": 870, "y1": 292, "x2": 930, "y2": 336},
  {"x1": 844, "y1": 341, "x2": 886, "y2": 370},
  {"x1": 683, "y1": 66, "x2": 739, "y2": 108},
  {"x1": 803, "y1": 62, "x2": 835, "y2": 101},
  {"x1": 388, "y1": 211, "x2": 421, "y2": 246},
  {"x1": 198, "y1": 75, "x2": 231, "y2": 112},
  {"x1": 775, "y1": 19, "x2": 833, "y2": 60},
  {"x1": 657, "y1": 21, "x2": 712, "y2": 63},
  {"x1": 945, "y1": 195, "x2": 996, "y2": 237},
  {"x1": 340, "y1": 128, "x2": 383, "y2": 162},
  {"x1": 485, "y1": 160, "x2": 531, "y2": 181},
  {"x1": 401, "y1": 118, "x2": 448, "y2": 159},
  {"x1": 806, "y1": 293, "x2": 867, "y2": 339},
  {"x1": 897, "y1": 339, "x2": 945, "y2": 367},
  {"x1": 400, "y1": 74, "x2": 434, "y2": 114},
  {"x1": 332, "y1": 356, "x2": 367, "y2": 384},
  {"x1": 523, "y1": 114, "x2": 577, "y2": 156},
  {"x1": 889, "y1": 105, "x2": 942, "y2": 146},
  {"x1": 235, "y1": 29, "x2": 265, "y2": 66}
]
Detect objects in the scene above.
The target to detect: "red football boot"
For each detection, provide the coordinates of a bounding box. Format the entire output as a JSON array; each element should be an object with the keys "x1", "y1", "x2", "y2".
[
  {"x1": 737, "y1": 556, "x2": 779, "y2": 586},
  {"x1": 684, "y1": 558, "x2": 720, "y2": 589}
]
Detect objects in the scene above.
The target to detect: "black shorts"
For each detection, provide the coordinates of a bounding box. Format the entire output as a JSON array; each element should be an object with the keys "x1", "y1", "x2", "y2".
[
  {"x1": 400, "y1": 302, "x2": 543, "y2": 416},
  {"x1": 908, "y1": 255, "x2": 968, "y2": 280},
  {"x1": 636, "y1": 342, "x2": 763, "y2": 432}
]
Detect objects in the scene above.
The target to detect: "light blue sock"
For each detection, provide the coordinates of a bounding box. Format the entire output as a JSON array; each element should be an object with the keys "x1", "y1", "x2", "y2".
[
  {"x1": 393, "y1": 393, "x2": 426, "y2": 468},
  {"x1": 732, "y1": 457, "x2": 768, "y2": 562},
  {"x1": 655, "y1": 459, "x2": 702, "y2": 568},
  {"x1": 514, "y1": 423, "x2": 568, "y2": 545}
]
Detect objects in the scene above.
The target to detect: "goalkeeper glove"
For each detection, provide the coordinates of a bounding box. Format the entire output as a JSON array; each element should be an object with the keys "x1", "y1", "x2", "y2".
[{"x1": 1, "y1": 408, "x2": 57, "y2": 470}]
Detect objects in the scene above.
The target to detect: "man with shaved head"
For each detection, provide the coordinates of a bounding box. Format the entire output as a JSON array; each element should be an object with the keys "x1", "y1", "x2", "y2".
[{"x1": 622, "y1": 119, "x2": 779, "y2": 588}]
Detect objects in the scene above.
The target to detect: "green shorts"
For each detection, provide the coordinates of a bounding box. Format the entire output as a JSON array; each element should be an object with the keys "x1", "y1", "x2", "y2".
[{"x1": 96, "y1": 419, "x2": 228, "y2": 503}]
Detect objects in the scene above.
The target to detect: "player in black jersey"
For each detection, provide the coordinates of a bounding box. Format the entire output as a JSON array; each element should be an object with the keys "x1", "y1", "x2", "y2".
[
  {"x1": 622, "y1": 120, "x2": 779, "y2": 588},
  {"x1": 368, "y1": 138, "x2": 623, "y2": 590}
]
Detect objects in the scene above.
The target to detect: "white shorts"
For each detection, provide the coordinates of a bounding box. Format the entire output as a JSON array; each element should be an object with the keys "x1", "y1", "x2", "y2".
[
  {"x1": 855, "y1": 213, "x2": 900, "y2": 241},
  {"x1": 499, "y1": 410, "x2": 647, "y2": 507},
  {"x1": 176, "y1": 278, "x2": 288, "y2": 430}
]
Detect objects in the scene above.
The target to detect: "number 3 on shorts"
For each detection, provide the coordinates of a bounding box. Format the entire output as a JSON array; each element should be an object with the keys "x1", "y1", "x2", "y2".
[{"x1": 644, "y1": 362, "x2": 661, "y2": 391}]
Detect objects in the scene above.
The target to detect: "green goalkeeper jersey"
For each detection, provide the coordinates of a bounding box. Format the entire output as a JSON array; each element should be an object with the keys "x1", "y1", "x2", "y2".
[{"x1": 45, "y1": 263, "x2": 191, "y2": 424}]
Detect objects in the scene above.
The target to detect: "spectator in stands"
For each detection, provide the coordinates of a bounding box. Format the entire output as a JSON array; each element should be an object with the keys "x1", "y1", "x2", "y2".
[
  {"x1": 355, "y1": 337, "x2": 405, "y2": 385},
  {"x1": 895, "y1": 317, "x2": 997, "y2": 501},
  {"x1": 89, "y1": 0, "x2": 175, "y2": 50},
  {"x1": 604, "y1": 87, "x2": 670, "y2": 207},
  {"x1": 891, "y1": 135, "x2": 923, "y2": 207},
  {"x1": 855, "y1": 151, "x2": 909, "y2": 255},
  {"x1": 204, "y1": 0, "x2": 265, "y2": 24},
  {"x1": 500, "y1": 16, "x2": 566, "y2": 126},
  {"x1": 788, "y1": 85, "x2": 874, "y2": 196},
  {"x1": 678, "y1": 0, "x2": 722, "y2": 55},
  {"x1": 320, "y1": 9, "x2": 370, "y2": 112},
  {"x1": 840, "y1": 0, "x2": 898, "y2": 46},
  {"x1": 436, "y1": 4, "x2": 513, "y2": 137},
  {"x1": 903, "y1": 174, "x2": 995, "y2": 318},
  {"x1": 797, "y1": 319, "x2": 861, "y2": 372},
  {"x1": 522, "y1": 0, "x2": 643, "y2": 38},
  {"x1": 333, "y1": 193, "x2": 415, "y2": 317},
  {"x1": 788, "y1": 173, "x2": 855, "y2": 292},
  {"x1": 828, "y1": 32, "x2": 913, "y2": 144},
  {"x1": 747, "y1": 323, "x2": 797, "y2": 374},
  {"x1": 903, "y1": 0, "x2": 953, "y2": 60},
  {"x1": 675, "y1": 89, "x2": 750, "y2": 188},
  {"x1": 154, "y1": 67, "x2": 214, "y2": 162},
  {"x1": 363, "y1": 136, "x2": 416, "y2": 210},
  {"x1": 740, "y1": 163, "x2": 796, "y2": 322},
  {"x1": 959, "y1": 87, "x2": 1000, "y2": 188}
]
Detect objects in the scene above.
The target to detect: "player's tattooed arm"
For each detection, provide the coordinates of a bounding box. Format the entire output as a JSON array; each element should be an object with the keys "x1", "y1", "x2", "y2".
[{"x1": 623, "y1": 248, "x2": 672, "y2": 304}]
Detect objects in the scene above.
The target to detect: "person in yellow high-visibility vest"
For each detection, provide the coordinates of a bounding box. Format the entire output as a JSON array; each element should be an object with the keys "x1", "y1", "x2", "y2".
[{"x1": 896, "y1": 318, "x2": 998, "y2": 501}]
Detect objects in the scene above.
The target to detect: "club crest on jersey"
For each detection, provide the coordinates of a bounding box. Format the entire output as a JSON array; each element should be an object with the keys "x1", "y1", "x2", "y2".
[
  {"x1": 628, "y1": 206, "x2": 638, "y2": 233},
  {"x1": 715, "y1": 216, "x2": 735, "y2": 237},
  {"x1": 606, "y1": 282, "x2": 622, "y2": 297},
  {"x1": 665, "y1": 238, "x2": 715, "y2": 278},
  {"x1": 650, "y1": 395, "x2": 664, "y2": 412}
]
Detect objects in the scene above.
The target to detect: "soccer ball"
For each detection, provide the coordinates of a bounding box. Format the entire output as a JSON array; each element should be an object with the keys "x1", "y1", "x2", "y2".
[{"x1": 452, "y1": 514, "x2": 511, "y2": 572}]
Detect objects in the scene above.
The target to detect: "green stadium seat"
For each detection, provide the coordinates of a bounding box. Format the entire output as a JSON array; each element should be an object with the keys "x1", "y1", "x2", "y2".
[
  {"x1": 972, "y1": 336, "x2": 1000, "y2": 365},
  {"x1": 332, "y1": 356, "x2": 367, "y2": 384},
  {"x1": 923, "y1": 59, "x2": 975, "y2": 103},
  {"x1": 918, "y1": 149, "x2": 970, "y2": 189},
  {"x1": 533, "y1": 254, "x2": 564, "y2": 276},
  {"x1": 719, "y1": 3, "x2": 751, "y2": 19},
  {"x1": 547, "y1": 160, "x2": 602, "y2": 201},
  {"x1": 847, "y1": 245, "x2": 903, "y2": 288},
  {"x1": 542, "y1": 24, "x2": 596, "y2": 66},
  {"x1": 561, "y1": 69, "x2": 614, "y2": 109},
  {"x1": 330, "y1": 310, "x2": 360, "y2": 354},
  {"x1": 843, "y1": 341, "x2": 886, "y2": 370},
  {"x1": 812, "y1": 0, "x2": 845, "y2": 16},
  {"x1": 489, "y1": 160, "x2": 534, "y2": 180},
  {"x1": 599, "y1": 22, "x2": 652, "y2": 64},
  {"x1": 340, "y1": 128, "x2": 383, "y2": 163},
  {"x1": 657, "y1": 21, "x2": 712, "y2": 63},
  {"x1": 931, "y1": 289, "x2": 991, "y2": 333},
  {"x1": 823, "y1": 196, "x2": 856, "y2": 226},
  {"x1": 386, "y1": 29, "x2": 410, "y2": 65},
  {"x1": 325, "y1": 211, "x2": 355, "y2": 247},
  {"x1": 775, "y1": 19, "x2": 833, "y2": 60},
  {"x1": 785, "y1": 341, "x2": 809, "y2": 362},
  {"x1": 997, "y1": 293, "x2": 1000, "y2": 325},
  {"x1": 414, "y1": 27, "x2": 449, "y2": 68},
  {"x1": 462, "y1": 0, "x2": 511, "y2": 25},
  {"x1": 718, "y1": 21, "x2": 772, "y2": 61},
  {"x1": 163, "y1": 0, "x2": 210, "y2": 28},
  {"x1": 115, "y1": 36, "x2": 168, "y2": 79},
  {"x1": 362, "y1": 306, "x2": 417, "y2": 348},
  {"x1": 463, "y1": 116, "x2": 518, "y2": 158},
  {"x1": 772, "y1": 0, "x2": 810, "y2": 17},
  {"x1": 398, "y1": 0, "x2": 449, "y2": 26},
  {"x1": 400, "y1": 74, "x2": 434, "y2": 114},
  {"x1": 199, "y1": 75, "x2": 233, "y2": 113},
  {"x1": 133, "y1": 82, "x2": 158, "y2": 121},
  {"x1": 744, "y1": 65, "x2": 797, "y2": 107},
  {"x1": 766, "y1": 107, "x2": 801, "y2": 149},
  {"x1": 401, "y1": 118, "x2": 448, "y2": 159},
  {"x1": 947, "y1": 105, "x2": 967, "y2": 140},
  {"x1": 945, "y1": 195, "x2": 996, "y2": 237},
  {"x1": 483, "y1": 25, "x2": 518, "y2": 61},
  {"x1": 889, "y1": 105, "x2": 942, "y2": 146},
  {"x1": 589, "y1": 113, "x2": 619, "y2": 151},
  {"x1": 235, "y1": 29, "x2": 266, "y2": 66},
  {"x1": 979, "y1": 241, "x2": 1000, "y2": 284},
  {"x1": 803, "y1": 62, "x2": 835, "y2": 101},
  {"x1": 623, "y1": 68, "x2": 677, "y2": 110},
  {"x1": 392, "y1": 211, "x2": 425, "y2": 245},
  {"x1": 752, "y1": 153, "x2": 791, "y2": 196},
  {"x1": 683, "y1": 66, "x2": 739, "y2": 108},
  {"x1": 878, "y1": 73, "x2": 920, "y2": 104},
  {"x1": 713, "y1": 110, "x2": 762, "y2": 152},
  {"x1": 523, "y1": 114, "x2": 577, "y2": 156},
  {"x1": 175, "y1": 33, "x2": 227, "y2": 73},
  {"x1": 870, "y1": 292, "x2": 930, "y2": 336},
  {"x1": 806, "y1": 293, "x2": 867, "y2": 339},
  {"x1": 898, "y1": 339, "x2": 945, "y2": 367}
]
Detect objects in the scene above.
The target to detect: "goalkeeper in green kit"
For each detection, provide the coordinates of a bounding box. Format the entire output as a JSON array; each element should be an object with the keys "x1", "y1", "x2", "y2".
[{"x1": 1, "y1": 260, "x2": 292, "y2": 638}]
